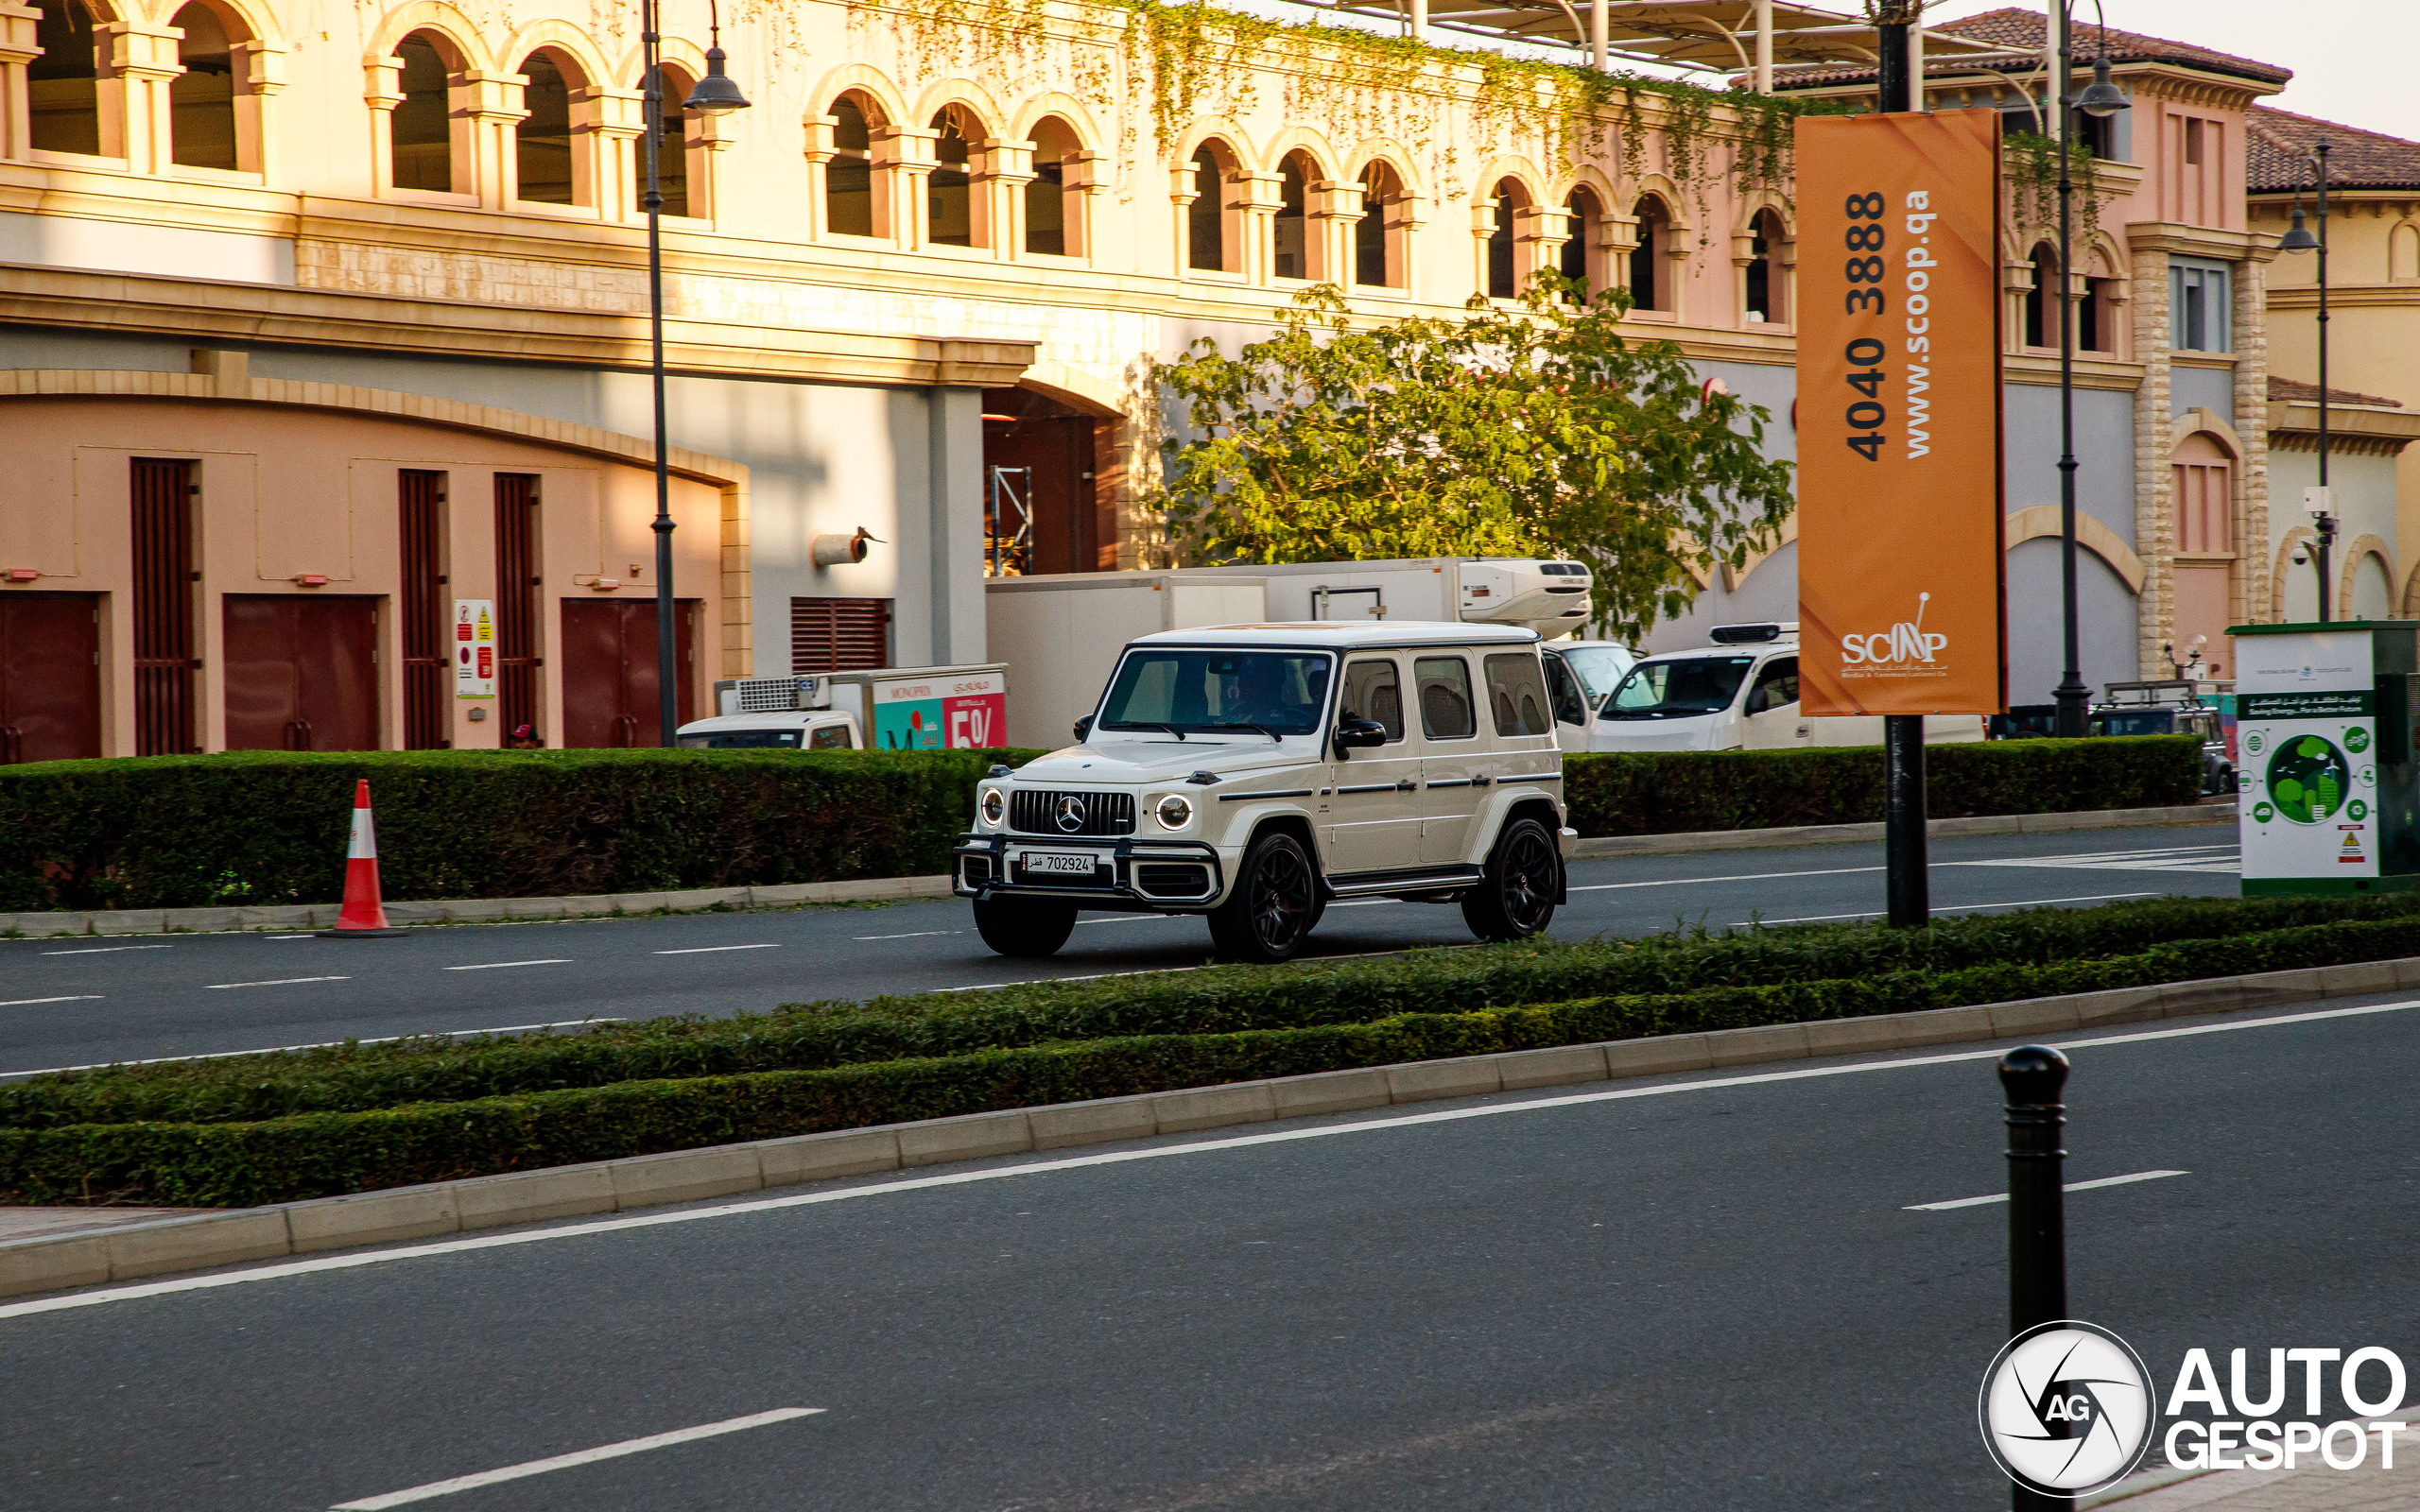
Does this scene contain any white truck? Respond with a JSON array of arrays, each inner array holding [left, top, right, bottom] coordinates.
[[984, 558, 1593, 748]]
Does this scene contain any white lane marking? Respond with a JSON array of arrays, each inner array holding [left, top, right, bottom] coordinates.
[[0, 995, 105, 1007], [1740, 892, 2162, 925], [1946, 845, 2241, 876], [328, 1407, 824, 1509], [267, 935, 318, 940], [652, 944, 781, 955], [1906, 1169, 2190, 1211], [203, 976, 351, 990], [0, 1021, 625, 1080], [441, 959, 573, 971], [41, 945, 172, 956], [9, 997, 2411, 1321], [853, 930, 962, 941], [1572, 865, 1883, 892]]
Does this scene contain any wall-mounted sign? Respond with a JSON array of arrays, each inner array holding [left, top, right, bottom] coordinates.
[[455, 599, 496, 698], [2237, 628, 2378, 887], [1795, 109, 2007, 715], [873, 669, 1007, 750]]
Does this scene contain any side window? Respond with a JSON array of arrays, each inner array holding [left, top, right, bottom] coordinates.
[[1543, 652, 1590, 727], [1414, 656, 1476, 740], [810, 723, 852, 749], [1746, 657, 1800, 713], [1484, 653, 1553, 737], [1341, 659, 1404, 741]]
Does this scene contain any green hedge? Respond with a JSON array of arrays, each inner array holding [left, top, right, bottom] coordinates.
[[0, 909, 2405, 1208], [0, 737, 2201, 911], [8, 890, 2393, 1131], [1561, 735, 2204, 836], [0, 747, 1045, 912]]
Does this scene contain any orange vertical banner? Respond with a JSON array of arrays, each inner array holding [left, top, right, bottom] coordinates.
[[1795, 109, 2006, 715]]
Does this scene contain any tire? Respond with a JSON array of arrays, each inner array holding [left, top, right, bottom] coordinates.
[[1207, 831, 1323, 964], [1462, 816, 1561, 942], [972, 894, 1078, 957]]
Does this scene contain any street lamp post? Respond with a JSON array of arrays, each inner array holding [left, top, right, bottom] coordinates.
[[2278, 141, 2333, 621], [2052, 5, 2130, 738], [642, 1, 750, 747]]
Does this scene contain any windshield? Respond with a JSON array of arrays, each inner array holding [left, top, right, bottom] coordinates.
[[1099, 650, 1334, 736], [1603, 657, 1755, 719], [1559, 645, 1635, 701], [678, 729, 816, 749]]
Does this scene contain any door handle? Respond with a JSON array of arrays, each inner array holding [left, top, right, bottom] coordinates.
[[1395, 779, 1417, 792], [614, 713, 639, 748]]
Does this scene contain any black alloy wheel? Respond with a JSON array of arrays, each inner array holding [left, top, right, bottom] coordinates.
[[1462, 816, 1560, 942], [972, 894, 1080, 957], [1208, 831, 1322, 963]]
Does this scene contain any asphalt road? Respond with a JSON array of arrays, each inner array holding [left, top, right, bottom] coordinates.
[[0, 821, 2241, 1075], [3, 982, 2412, 1510]]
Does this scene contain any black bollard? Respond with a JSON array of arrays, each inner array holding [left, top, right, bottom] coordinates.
[[1999, 1045, 2072, 1511]]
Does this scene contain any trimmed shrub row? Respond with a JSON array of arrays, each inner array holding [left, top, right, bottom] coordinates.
[[1561, 735, 2204, 837], [0, 737, 2204, 913], [0, 747, 1044, 912], [3, 910, 2413, 1207], [8, 890, 2400, 1131]]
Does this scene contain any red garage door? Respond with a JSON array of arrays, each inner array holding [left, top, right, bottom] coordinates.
[[560, 598, 695, 747], [0, 593, 101, 763], [222, 595, 379, 750]]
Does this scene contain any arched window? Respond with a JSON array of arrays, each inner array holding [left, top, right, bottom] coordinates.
[[1487, 179, 1527, 301], [1026, 115, 1080, 256], [2081, 266, 2116, 353], [168, 3, 238, 170], [2389, 222, 2419, 284], [514, 52, 578, 203], [1187, 144, 1235, 272], [1745, 209, 1787, 323], [1273, 151, 1314, 280], [928, 106, 977, 248], [391, 32, 458, 192], [2024, 243, 2058, 348], [1629, 197, 1668, 311], [636, 63, 692, 216], [2172, 433, 2232, 555], [1562, 187, 1601, 291], [30, 0, 103, 156], [1356, 162, 1404, 288], [826, 94, 878, 237]]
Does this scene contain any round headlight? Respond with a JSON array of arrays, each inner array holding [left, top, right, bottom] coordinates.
[[1155, 793, 1193, 830], [979, 788, 1005, 825]]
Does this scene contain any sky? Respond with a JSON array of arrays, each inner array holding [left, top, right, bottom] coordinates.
[[1242, 0, 2418, 143]]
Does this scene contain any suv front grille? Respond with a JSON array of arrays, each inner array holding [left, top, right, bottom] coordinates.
[[1009, 789, 1135, 836]]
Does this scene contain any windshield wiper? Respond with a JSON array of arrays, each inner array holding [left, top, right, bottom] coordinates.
[[1107, 722, 1184, 740], [1204, 722, 1285, 743]]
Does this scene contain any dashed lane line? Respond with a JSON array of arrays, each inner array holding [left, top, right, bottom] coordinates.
[[1906, 1169, 2190, 1211], [653, 944, 782, 955], [203, 976, 352, 990], [40, 944, 172, 956], [0, 995, 105, 1008], [328, 1408, 826, 1509], [441, 960, 574, 971]]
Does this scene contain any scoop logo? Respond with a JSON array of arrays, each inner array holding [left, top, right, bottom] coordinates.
[[1979, 1321, 2156, 1495], [1841, 592, 1946, 666]]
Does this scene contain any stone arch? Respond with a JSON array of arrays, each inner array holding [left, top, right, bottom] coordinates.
[[1010, 90, 1102, 151], [612, 36, 706, 93], [506, 32, 602, 206], [910, 76, 1008, 139], [2004, 505, 2149, 592], [164, 0, 261, 171], [2341, 535, 2394, 619], [1622, 176, 1686, 314], [28, 0, 123, 157], [500, 22, 607, 91], [1723, 515, 1796, 592], [1168, 117, 1257, 174], [2273, 525, 2318, 620], [1019, 359, 1124, 420], [1260, 123, 1339, 181], [1341, 136, 1424, 198], [2389, 220, 2420, 284], [1347, 146, 1416, 291], [805, 62, 907, 132], [365, 3, 492, 74], [1177, 128, 1250, 276]]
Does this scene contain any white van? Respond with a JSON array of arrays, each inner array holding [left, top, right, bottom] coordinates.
[[1591, 624, 1983, 752], [674, 710, 862, 750]]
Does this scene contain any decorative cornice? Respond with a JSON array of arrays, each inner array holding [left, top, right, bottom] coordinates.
[[2264, 402, 2420, 455], [0, 265, 1039, 388]]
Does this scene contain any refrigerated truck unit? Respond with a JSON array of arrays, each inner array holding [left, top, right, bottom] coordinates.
[[982, 558, 1592, 749], [713, 662, 1010, 751], [2230, 620, 2420, 896]]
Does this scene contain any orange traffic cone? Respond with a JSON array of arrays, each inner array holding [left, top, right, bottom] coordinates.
[[319, 779, 405, 937]]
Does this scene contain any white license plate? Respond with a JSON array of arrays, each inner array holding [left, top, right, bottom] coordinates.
[[1021, 851, 1098, 876]]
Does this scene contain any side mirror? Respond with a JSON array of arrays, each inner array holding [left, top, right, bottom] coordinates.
[[1744, 689, 1768, 715], [1072, 715, 1094, 742], [1332, 717, 1386, 759]]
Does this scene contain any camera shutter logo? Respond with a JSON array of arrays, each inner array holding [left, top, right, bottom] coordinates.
[[1979, 1321, 2156, 1495], [1055, 795, 1088, 833]]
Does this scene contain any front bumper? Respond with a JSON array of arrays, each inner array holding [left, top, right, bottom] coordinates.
[[954, 831, 1229, 909]]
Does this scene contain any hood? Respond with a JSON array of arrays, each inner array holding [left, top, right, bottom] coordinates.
[[1011, 736, 1313, 785], [1590, 715, 1732, 753]]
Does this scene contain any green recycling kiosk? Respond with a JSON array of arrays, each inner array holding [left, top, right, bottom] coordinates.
[[2231, 620, 2420, 895]]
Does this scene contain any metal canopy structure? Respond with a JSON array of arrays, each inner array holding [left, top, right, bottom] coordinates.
[[1307, 0, 2005, 92]]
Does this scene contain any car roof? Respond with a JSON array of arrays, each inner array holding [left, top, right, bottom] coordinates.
[[675, 711, 853, 732], [1127, 621, 1541, 649], [1636, 641, 1797, 662]]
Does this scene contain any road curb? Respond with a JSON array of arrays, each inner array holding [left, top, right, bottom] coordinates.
[[0, 946, 2396, 1303], [0, 801, 2233, 938], [0, 874, 958, 940], [1568, 800, 2234, 858]]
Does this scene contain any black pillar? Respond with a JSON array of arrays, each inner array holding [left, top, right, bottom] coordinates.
[[1876, 6, 1928, 929], [2001, 1045, 2073, 1511]]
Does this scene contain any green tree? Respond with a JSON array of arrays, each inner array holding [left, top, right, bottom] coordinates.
[[1147, 280, 1797, 642]]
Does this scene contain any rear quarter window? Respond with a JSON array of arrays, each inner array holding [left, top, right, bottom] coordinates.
[[1484, 653, 1552, 737]]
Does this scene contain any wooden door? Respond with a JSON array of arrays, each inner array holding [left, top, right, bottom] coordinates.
[[0, 593, 101, 763], [222, 595, 379, 751], [559, 598, 694, 747]]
